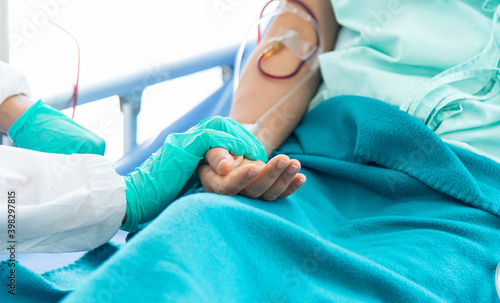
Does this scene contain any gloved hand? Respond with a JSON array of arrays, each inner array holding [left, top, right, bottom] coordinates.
[[8, 100, 106, 155], [121, 116, 267, 232]]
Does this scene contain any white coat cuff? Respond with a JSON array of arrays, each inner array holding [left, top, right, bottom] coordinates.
[[0, 146, 126, 254], [0, 61, 31, 105]]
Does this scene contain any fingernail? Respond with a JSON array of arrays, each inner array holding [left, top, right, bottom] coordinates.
[[247, 169, 259, 178], [277, 160, 288, 169], [287, 164, 299, 174], [295, 179, 305, 186]]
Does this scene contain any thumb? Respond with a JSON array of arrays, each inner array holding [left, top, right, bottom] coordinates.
[[204, 147, 236, 176]]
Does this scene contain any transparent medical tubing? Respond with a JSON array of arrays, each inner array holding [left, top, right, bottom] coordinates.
[[234, 1, 324, 93], [234, 0, 323, 155], [234, 9, 282, 94]]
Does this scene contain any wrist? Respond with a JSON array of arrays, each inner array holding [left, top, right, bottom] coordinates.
[[241, 122, 276, 158], [0, 94, 32, 134]]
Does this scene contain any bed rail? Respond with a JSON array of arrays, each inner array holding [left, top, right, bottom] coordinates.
[[41, 45, 239, 153]]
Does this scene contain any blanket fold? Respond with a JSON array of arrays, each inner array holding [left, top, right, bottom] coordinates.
[[281, 96, 500, 216], [2, 96, 499, 302]]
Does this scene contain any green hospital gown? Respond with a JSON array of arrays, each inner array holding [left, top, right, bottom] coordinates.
[[312, 0, 500, 163]]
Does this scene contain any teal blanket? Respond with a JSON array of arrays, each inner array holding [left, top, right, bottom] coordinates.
[[3, 96, 500, 302]]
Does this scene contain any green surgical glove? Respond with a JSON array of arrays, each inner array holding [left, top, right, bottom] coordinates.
[[121, 116, 267, 232], [8, 100, 106, 155]]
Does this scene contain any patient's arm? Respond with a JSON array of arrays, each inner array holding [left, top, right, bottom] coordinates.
[[231, 0, 338, 149], [199, 0, 339, 199]]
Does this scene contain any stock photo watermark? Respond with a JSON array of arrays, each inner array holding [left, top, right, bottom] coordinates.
[[342, 0, 410, 62], [5, 190, 17, 296], [363, 0, 404, 37], [212, 0, 244, 21], [87, 266, 136, 303], [10, 0, 73, 53]]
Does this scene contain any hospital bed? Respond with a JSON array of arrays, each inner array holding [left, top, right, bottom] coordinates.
[[2, 40, 499, 303], [0, 43, 246, 273], [2, 4, 499, 298]]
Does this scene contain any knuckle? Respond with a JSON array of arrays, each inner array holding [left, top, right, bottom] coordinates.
[[261, 194, 277, 201], [278, 178, 294, 190], [211, 116, 224, 123], [207, 116, 224, 128], [279, 189, 291, 198], [268, 169, 282, 179], [242, 188, 260, 199]]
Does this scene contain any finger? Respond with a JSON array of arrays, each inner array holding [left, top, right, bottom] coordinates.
[[239, 154, 290, 199], [204, 148, 235, 176], [197, 162, 261, 196], [220, 164, 261, 195], [261, 159, 301, 201], [196, 163, 219, 193], [278, 174, 306, 199]]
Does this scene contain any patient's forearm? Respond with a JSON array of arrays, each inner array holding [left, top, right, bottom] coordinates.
[[230, 0, 338, 150]]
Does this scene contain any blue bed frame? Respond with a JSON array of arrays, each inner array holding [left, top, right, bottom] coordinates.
[[42, 43, 250, 175], [0, 44, 251, 273], [114, 72, 235, 175]]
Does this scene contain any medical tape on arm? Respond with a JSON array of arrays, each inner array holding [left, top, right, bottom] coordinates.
[[265, 28, 319, 70]]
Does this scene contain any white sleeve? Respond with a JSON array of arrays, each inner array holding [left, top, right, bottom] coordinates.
[[0, 61, 31, 105], [0, 146, 127, 254]]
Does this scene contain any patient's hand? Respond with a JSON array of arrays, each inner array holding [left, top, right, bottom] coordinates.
[[196, 148, 306, 201]]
